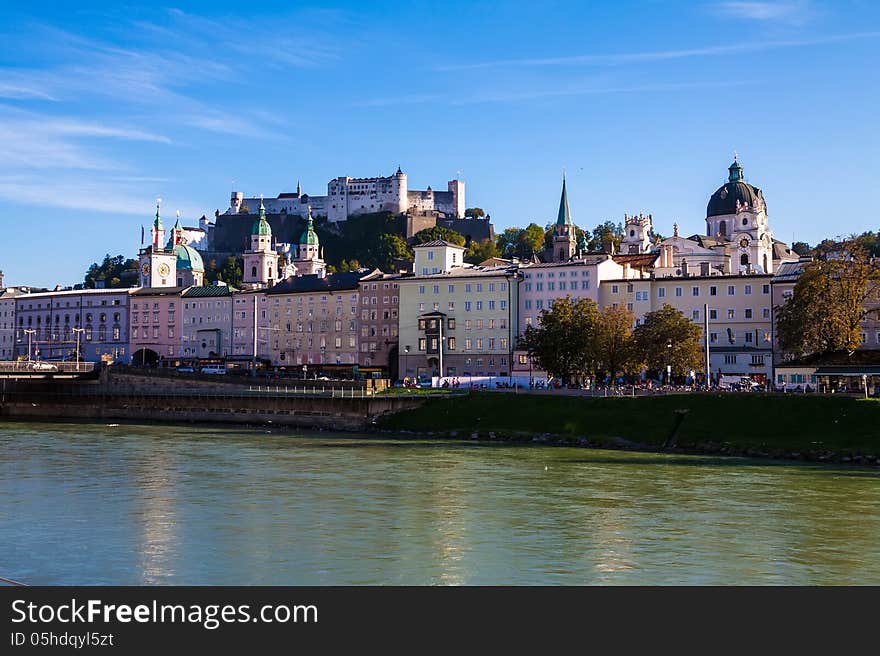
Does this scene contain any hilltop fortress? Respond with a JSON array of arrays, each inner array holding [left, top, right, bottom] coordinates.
[[227, 168, 465, 223]]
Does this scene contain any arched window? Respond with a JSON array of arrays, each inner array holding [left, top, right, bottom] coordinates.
[[269, 267, 273, 279], [742, 218, 748, 226], [719, 220, 727, 237], [252, 266, 257, 278], [741, 254, 749, 266], [630, 229, 635, 237], [763, 254, 769, 272]]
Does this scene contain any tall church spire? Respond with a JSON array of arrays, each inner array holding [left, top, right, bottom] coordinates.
[[556, 175, 573, 226], [296, 180, 302, 196]]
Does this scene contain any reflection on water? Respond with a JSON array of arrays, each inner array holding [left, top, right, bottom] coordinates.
[[1, 421, 879, 585]]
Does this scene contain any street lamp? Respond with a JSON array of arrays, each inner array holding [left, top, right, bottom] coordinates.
[[666, 340, 673, 386], [72, 327, 85, 371], [23, 328, 36, 363]]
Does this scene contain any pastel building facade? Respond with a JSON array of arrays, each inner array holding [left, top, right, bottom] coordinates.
[[398, 241, 520, 380], [230, 291, 273, 367], [129, 287, 183, 365], [600, 274, 775, 382], [265, 272, 364, 373], [180, 286, 234, 359], [13, 288, 130, 362], [357, 270, 402, 377]]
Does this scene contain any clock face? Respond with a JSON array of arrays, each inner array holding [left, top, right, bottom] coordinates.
[[739, 238, 749, 248], [158, 263, 170, 276], [141, 263, 150, 276]]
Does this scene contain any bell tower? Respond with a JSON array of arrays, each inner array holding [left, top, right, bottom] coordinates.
[[243, 197, 277, 288], [552, 175, 576, 262], [138, 201, 177, 288]]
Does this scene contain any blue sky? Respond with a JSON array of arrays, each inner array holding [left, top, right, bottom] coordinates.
[[1, 0, 878, 287]]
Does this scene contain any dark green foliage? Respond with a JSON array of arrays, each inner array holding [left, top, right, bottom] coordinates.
[[84, 254, 138, 289], [412, 226, 466, 246]]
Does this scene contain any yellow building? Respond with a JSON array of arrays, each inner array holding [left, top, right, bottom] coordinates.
[[398, 241, 519, 381]]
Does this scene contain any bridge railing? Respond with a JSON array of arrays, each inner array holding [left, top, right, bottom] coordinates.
[[0, 361, 98, 373]]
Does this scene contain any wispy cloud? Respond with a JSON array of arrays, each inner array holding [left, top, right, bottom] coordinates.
[[0, 107, 171, 171], [436, 31, 880, 71], [0, 174, 202, 217], [361, 80, 748, 107], [713, 1, 814, 24]]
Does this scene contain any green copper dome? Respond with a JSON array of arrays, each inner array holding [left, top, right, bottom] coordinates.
[[174, 244, 204, 272], [252, 198, 272, 237], [299, 212, 319, 246]]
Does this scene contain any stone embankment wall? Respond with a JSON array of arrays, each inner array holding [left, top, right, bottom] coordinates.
[[0, 374, 417, 431]]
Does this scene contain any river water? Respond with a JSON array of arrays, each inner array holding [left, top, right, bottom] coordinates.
[[1, 421, 878, 585]]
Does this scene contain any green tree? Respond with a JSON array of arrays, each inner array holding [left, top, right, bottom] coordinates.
[[464, 238, 500, 264], [412, 226, 466, 246], [464, 207, 485, 219], [517, 223, 546, 259], [215, 255, 243, 287], [520, 297, 600, 383], [776, 245, 880, 358], [632, 304, 703, 379], [791, 241, 812, 257], [84, 254, 138, 289], [496, 227, 522, 258], [594, 306, 639, 384], [375, 233, 413, 271], [588, 221, 625, 252]]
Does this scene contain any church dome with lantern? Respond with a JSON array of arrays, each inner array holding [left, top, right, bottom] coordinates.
[[706, 156, 766, 218]]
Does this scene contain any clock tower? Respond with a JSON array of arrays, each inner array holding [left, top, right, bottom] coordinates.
[[139, 202, 177, 288]]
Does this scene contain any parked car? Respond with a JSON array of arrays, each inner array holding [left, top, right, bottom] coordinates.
[[176, 365, 195, 373], [200, 365, 227, 375], [30, 361, 58, 372]]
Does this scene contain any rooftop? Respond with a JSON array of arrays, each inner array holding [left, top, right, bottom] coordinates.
[[267, 271, 368, 295], [414, 239, 466, 249], [182, 285, 236, 298]]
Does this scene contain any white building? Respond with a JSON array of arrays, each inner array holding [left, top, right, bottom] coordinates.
[[0, 287, 28, 359], [227, 168, 465, 223]]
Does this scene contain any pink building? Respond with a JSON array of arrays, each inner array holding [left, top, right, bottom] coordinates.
[[130, 287, 184, 365], [517, 256, 626, 334]]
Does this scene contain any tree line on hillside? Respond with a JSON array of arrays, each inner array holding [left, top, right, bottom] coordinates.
[[520, 299, 704, 385]]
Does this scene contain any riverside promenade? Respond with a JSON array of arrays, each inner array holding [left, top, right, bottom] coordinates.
[[0, 366, 428, 430]]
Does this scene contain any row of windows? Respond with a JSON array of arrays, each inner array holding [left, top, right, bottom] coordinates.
[[132, 303, 172, 310], [417, 337, 509, 351], [417, 283, 507, 294], [622, 283, 773, 297], [132, 327, 173, 340], [709, 330, 769, 345], [19, 312, 120, 325], [362, 296, 399, 305], [417, 317, 509, 331], [523, 281, 590, 292], [523, 271, 590, 279], [24, 298, 122, 310]]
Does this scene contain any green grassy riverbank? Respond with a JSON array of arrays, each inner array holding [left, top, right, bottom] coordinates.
[[378, 392, 880, 462]]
